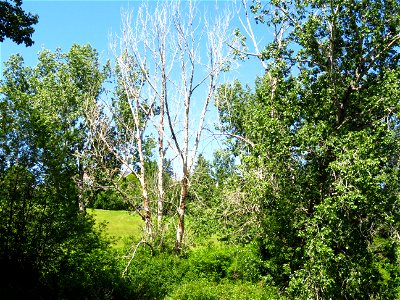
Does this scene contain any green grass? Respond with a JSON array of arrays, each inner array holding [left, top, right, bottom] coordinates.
[[89, 209, 143, 249], [88, 209, 222, 251]]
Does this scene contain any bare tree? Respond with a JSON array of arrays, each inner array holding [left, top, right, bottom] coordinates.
[[86, 0, 233, 250], [78, 34, 156, 238], [168, 1, 234, 251], [110, 1, 176, 236]]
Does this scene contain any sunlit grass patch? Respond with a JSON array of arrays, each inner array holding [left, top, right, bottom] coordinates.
[[89, 209, 143, 249]]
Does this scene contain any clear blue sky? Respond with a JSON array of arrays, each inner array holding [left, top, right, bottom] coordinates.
[[1, 1, 139, 74], [1, 0, 266, 82]]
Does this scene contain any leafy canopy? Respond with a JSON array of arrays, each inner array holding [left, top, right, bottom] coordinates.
[[0, 0, 38, 46], [217, 0, 400, 298]]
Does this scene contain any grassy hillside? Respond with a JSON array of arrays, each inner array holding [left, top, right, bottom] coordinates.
[[89, 209, 143, 249]]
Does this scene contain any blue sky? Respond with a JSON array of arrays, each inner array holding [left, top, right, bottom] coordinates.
[[1, 0, 267, 82], [1, 1, 137, 74]]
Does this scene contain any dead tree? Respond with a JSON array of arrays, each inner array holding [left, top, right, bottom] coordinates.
[[88, 0, 233, 250]]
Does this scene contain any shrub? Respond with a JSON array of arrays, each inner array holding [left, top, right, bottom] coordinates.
[[121, 242, 283, 300], [90, 190, 128, 210], [166, 279, 285, 300], [124, 252, 188, 299], [227, 242, 265, 282], [185, 245, 234, 282]]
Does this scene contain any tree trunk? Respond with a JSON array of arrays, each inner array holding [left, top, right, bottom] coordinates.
[[77, 162, 86, 214], [157, 60, 166, 230], [157, 147, 164, 229], [141, 180, 152, 238], [175, 172, 188, 252], [138, 141, 152, 238]]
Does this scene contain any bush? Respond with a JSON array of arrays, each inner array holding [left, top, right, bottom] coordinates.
[[185, 242, 264, 283], [227, 242, 265, 282], [124, 251, 188, 299], [166, 279, 284, 300], [185, 245, 234, 282], [90, 190, 128, 210], [47, 247, 123, 300], [121, 242, 283, 300]]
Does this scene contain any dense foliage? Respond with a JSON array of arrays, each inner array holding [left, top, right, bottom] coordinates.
[[215, 0, 400, 298], [0, 45, 121, 298], [0, 0, 38, 46]]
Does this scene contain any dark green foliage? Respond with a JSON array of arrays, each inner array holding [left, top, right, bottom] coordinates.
[[187, 152, 241, 240], [166, 279, 283, 300], [185, 243, 265, 283], [0, 0, 38, 46], [189, 154, 216, 204], [226, 242, 265, 283], [219, 71, 400, 298], [124, 251, 187, 299], [44, 236, 125, 299], [0, 158, 124, 300], [90, 189, 128, 210], [185, 245, 233, 282], [0, 45, 122, 299], [123, 242, 280, 300], [187, 154, 219, 237], [217, 0, 400, 298]]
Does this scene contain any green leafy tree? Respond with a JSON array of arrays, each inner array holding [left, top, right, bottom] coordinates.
[[189, 154, 216, 203], [187, 154, 218, 238], [0, 0, 38, 46], [212, 149, 237, 186], [0, 45, 114, 298], [219, 0, 400, 298], [187, 151, 241, 240]]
